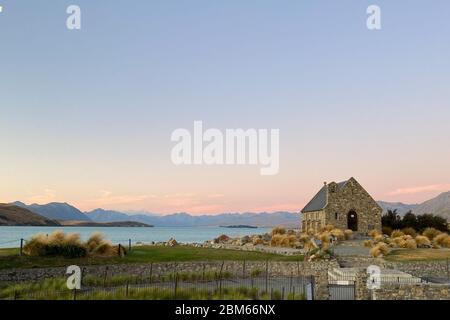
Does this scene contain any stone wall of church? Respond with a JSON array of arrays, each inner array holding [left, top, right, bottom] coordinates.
[[324, 178, 381, 233]]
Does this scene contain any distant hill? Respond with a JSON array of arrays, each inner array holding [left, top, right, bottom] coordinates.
[[412, 191, 450, 220], [11, 201, 91, 221], [0, 204, 60, 226], [87, 209, 299, 228], [377, 201, 419, 216], [59, 220, 152, 227]]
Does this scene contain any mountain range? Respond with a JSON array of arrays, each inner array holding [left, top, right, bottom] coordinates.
[[4, 190, 450, 227]]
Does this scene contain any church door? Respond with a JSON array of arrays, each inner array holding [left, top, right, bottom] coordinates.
[[347, 211, 358, 231]]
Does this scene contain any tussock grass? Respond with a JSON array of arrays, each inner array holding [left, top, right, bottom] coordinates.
[[401, 227, 417, 237], [415, 235, 431, 248], [423, 228, 442, 241], [391, 230, 404, 238]]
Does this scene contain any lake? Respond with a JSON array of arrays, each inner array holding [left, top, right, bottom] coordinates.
[[0, 226, 271, 248]]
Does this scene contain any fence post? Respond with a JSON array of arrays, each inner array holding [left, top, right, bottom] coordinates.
[[243, 260, 246, 278], [174, 273, 178, 299], [118, 244, 122, 257], [149, 262, 153, 283], [103, 267, 108, 287], [19, 239, 24, 256], [447, 258, 449, 279], [265, 260, 269, 293], [219, 261, 224, 298], [202, 263, 205, 281], [129, 239, 131, 252]]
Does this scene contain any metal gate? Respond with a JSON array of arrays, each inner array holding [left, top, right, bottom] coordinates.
[[328, 283, 355, 300]]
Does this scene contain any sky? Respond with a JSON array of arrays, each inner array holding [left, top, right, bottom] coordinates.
[[1, 1, 450, 214]]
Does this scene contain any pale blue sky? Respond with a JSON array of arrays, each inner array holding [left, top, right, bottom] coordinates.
[[1, 1, 449, 213]]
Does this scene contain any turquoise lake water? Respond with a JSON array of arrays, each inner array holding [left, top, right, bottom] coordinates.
[[0, 226, 270, 248]]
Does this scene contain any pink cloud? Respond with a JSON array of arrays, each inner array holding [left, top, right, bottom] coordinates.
[[388, 184, 450, 196]]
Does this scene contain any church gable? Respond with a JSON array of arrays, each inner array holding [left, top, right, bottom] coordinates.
[[301, 177, 382, 234]]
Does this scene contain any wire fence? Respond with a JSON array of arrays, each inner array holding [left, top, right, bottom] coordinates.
[[4, 274, 314, 301]]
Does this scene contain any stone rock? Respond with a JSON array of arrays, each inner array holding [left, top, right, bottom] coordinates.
[[215, 234, 231, 243]]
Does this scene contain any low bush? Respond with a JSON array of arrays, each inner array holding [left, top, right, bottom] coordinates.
[[23, 230, 114, 258], [433, 233, 450, 248], [368, 229, 380, 238], [401, 227, 417, 237], [363, 240, 373, 248], [415, 235, 431, 248], [271, 227, 286, 236], [423, 228, 442, 241], [391, 230, 404, 238]]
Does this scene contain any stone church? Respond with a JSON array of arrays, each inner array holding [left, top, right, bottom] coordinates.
[[300, 177, 382, 234]]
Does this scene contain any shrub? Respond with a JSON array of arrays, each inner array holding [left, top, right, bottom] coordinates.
[[23, 233, 48, 256], [270, 234, 283, 246], [330, 229, 345, 241], [377, 242, 389, 254], [382, 226, 393, 236], [423, 228, 442, 241], [368, 229, 380, 238], [343, 229, 353, 240], [433, 233, 450, 248], [370, 246, 381, 257], [374, 235, 384, 243], [323, 224, 334, 232], [363, 240, 373, 248], [415, 235, 431, 248], [404, 239, 417, 249], [271, 227, 286, 236], [92, 241, 114, 255], [86, 232, 105, 252], [401, 227, 417, 237], [391, 230, 404, 238]]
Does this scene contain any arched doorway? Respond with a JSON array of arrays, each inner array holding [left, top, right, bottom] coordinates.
[[347, 211, 358, 231]]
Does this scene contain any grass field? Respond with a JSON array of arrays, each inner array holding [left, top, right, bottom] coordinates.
[[385, 248, 450, 262], [0, 245, 303, 270]]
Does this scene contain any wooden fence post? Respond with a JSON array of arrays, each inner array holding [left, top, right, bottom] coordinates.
[[19, 239, 24, 256], [149, 262, 153, 283], [129, 239, 131, 252], [118, 244, 122, 257], [174, 273, 178, 299], [265, 260, 269, 293]]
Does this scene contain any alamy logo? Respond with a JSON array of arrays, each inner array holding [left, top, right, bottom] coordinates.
[[171, 121, 280, 175], [367, 265, 381, 289], [66, 265, 81, 290]]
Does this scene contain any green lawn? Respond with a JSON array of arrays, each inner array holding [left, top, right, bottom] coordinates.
[[0, 245, 303, 270], [385, 248, 450, 262]]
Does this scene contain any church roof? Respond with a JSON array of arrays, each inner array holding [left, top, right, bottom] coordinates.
[[301, 179, 350, 213]]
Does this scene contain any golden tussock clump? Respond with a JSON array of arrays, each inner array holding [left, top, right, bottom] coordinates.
[[415, 235, 431, 247], [368, 229, 380, 238], [370, 242, 389, 257], [363, 240, 373, 248], [433, 233, 450, 248], [401, 227, 417, 237], [422, 228, 442, 240], [374, 234, 384, 243], [270, 234, 283, 246], [391, 230, 404, 238], [322, 224, 334, 232], [271, 227, 286, 236], [404, 239, 417, 249], [344, 229, 353, 240], [299, 233, 310, 243], [330, 229, 345, 241]]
